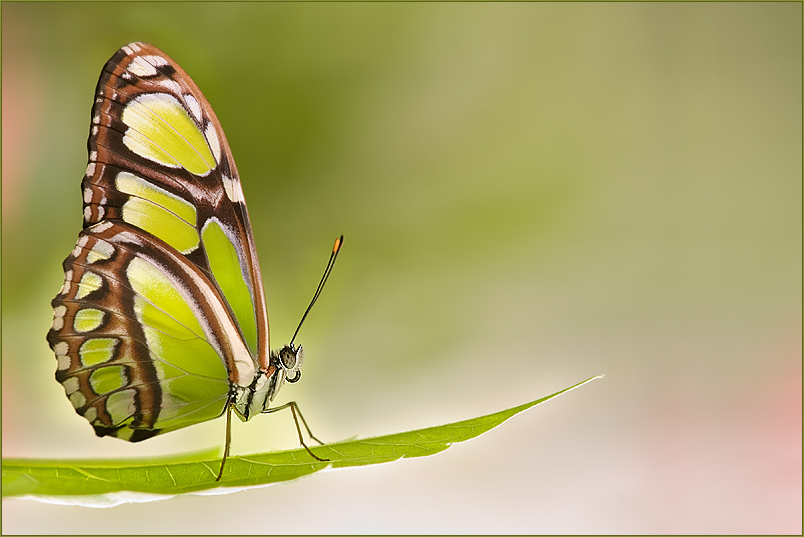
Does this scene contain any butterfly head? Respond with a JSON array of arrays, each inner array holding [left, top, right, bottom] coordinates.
[[244, 344, 305, 416], [275, 344, 304, 384]]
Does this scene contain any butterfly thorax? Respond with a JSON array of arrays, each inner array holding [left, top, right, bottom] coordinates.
[[233, 344, 304, 421]]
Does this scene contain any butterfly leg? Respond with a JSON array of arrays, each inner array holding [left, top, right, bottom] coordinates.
[[215, 403, 234, 481], [265, 401, 329, 462]]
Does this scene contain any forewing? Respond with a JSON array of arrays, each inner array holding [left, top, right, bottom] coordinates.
[[82, 42, 269, 364]]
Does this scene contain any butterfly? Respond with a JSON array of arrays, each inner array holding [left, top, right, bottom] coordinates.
[[46, 42, 341, 481]]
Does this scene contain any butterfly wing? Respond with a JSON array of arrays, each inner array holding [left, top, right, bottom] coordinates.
[[47, 42, 270, 440]]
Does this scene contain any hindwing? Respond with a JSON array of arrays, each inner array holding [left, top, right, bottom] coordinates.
[[49, 222, 232, 439]]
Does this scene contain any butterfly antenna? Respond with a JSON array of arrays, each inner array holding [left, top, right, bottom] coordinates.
[[290, 235, 344, 346]]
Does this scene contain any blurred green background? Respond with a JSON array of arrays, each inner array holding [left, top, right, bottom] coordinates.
[[2, 2, 800, 533]]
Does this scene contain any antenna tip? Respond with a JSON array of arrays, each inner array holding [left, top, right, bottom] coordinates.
[[333, 235, 344, 253]]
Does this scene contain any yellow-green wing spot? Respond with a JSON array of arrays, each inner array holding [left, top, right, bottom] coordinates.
[[201, 219, 258, 356], [78, 338, 119, 367], [116, 172, 199, 254], [84, 239, 114, 264], [75, 271, 103, 299], [127, 258, 229, 430], [105, 389, 136, 426], [73, 308, 105, 333], [89, 365, 128, 395], [121, 93, 216, 176], [117, 172, 196, 223]]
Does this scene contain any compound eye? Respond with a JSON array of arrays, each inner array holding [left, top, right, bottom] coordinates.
[[280, 347, 297, 369]]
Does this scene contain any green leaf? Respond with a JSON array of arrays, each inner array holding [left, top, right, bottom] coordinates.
[[2, 375, 602, 503]]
